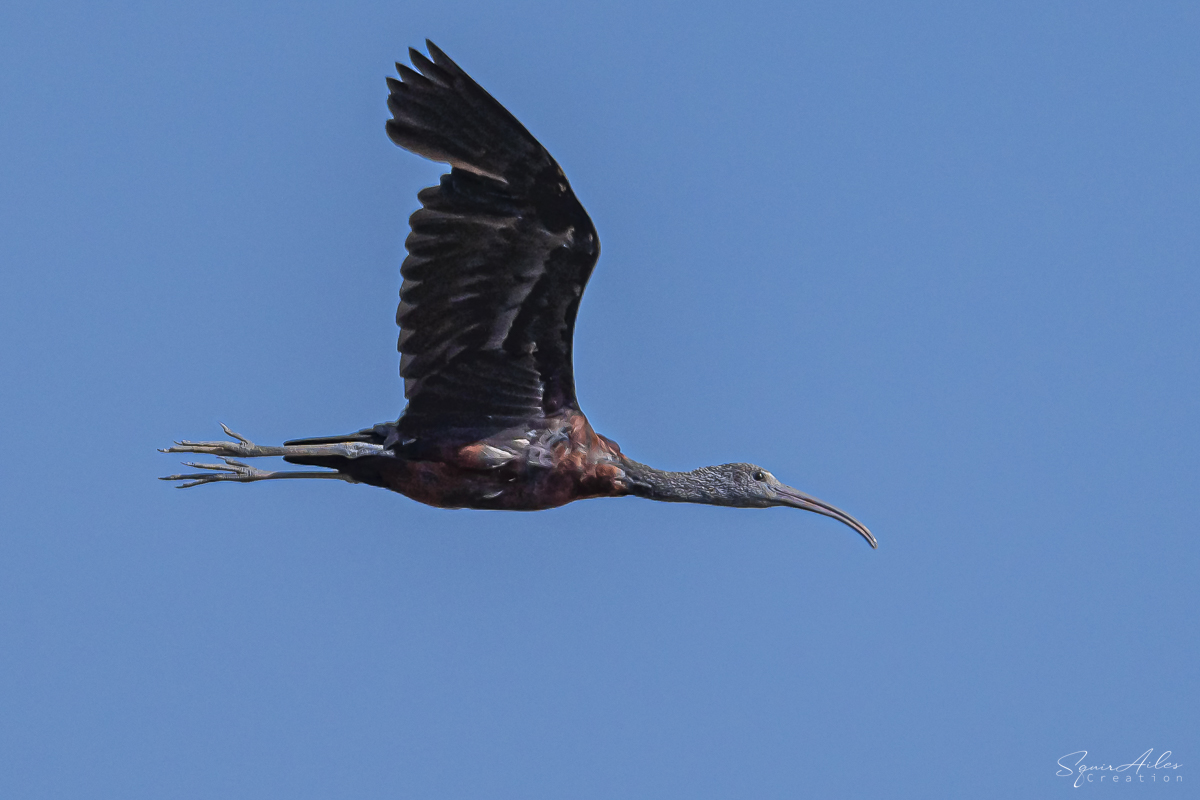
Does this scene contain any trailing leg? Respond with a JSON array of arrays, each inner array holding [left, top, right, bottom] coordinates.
[[160, 423, 386, 460], [160, 457, 358, 488]]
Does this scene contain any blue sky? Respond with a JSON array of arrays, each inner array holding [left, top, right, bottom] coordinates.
[[1, 1, 1196, 797]]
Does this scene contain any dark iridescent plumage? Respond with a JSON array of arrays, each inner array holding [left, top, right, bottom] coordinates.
[[161, 42, 876, 549]]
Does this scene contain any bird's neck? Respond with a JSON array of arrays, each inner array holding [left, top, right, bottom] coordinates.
[[618, 457, 729, 505]]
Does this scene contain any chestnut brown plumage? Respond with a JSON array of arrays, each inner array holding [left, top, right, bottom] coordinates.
[[161, 41, 876, 549]]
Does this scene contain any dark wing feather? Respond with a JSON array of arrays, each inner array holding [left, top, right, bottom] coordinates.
[[386, 41, 600, 439]]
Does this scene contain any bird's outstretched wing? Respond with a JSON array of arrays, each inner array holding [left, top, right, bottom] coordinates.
[[385, 41, 600, 440]]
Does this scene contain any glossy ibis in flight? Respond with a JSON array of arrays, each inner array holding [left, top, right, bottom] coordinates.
[[161, 41, 876, 549]]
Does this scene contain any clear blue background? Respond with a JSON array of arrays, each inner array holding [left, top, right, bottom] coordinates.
[[1, 1, 1196, 797]]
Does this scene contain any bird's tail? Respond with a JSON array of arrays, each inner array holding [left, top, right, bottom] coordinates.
[[385, 40, 553, 185], [282, 428, 386, 448], [282, 425, 396, 487]]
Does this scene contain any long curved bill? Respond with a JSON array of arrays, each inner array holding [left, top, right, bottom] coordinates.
[[774, 486, 877, 549]]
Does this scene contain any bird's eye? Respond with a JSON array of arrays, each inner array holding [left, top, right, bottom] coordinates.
[[753, 471, 766, 482]]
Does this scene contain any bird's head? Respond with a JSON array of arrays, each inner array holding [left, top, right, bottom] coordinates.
[[700, 463, 877, 548]]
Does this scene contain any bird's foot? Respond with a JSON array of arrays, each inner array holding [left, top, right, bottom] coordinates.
[[159, 423, 283, 459], [160, 457, 278, 488], [160, 457, 355, 488], [159, 424, 385, 487]]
